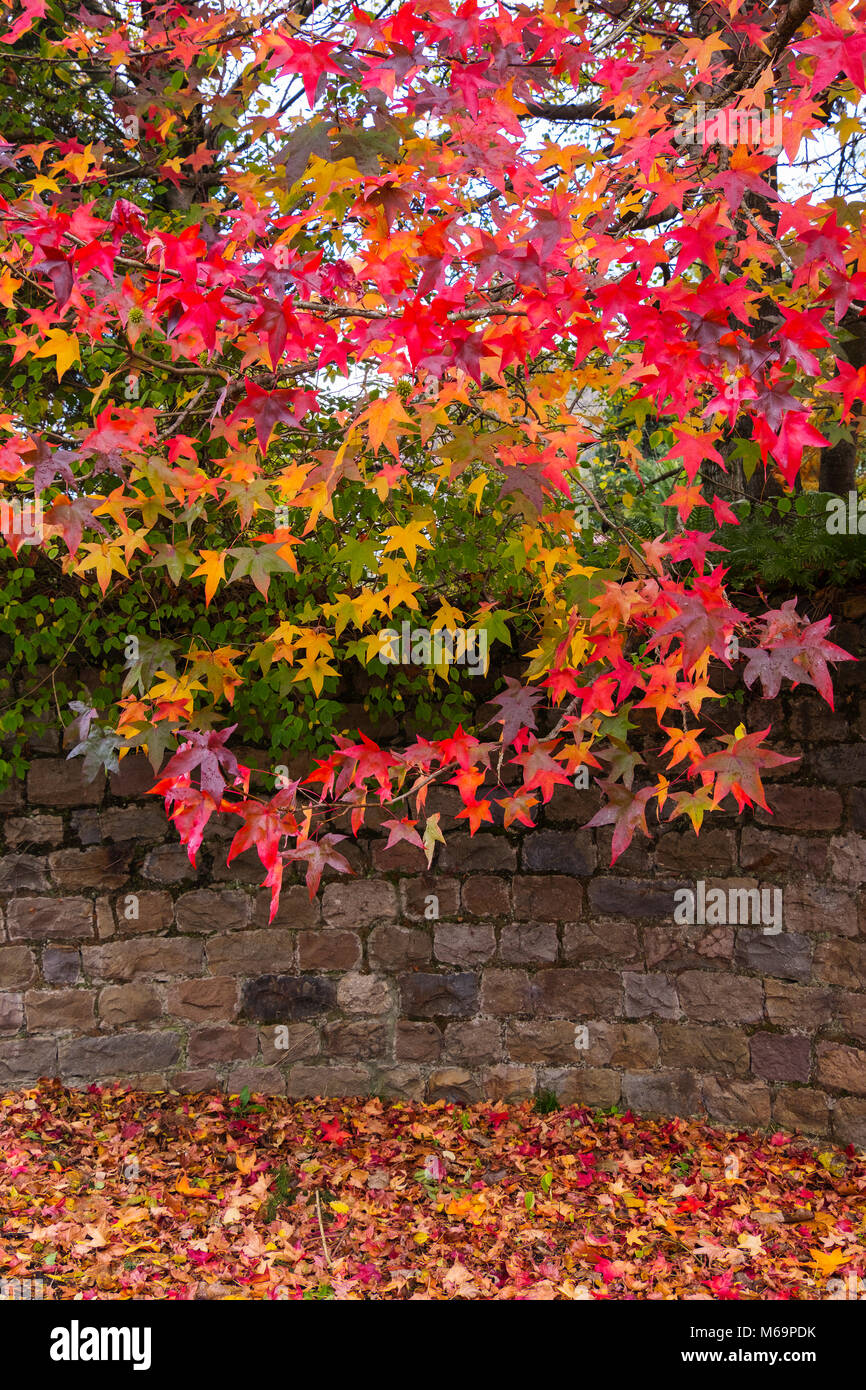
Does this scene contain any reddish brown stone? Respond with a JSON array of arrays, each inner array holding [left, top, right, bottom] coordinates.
[[547, 1067, 620, 1107], [336, 973, 391, 1014], [677, 971, 763, 1023], [543, 784, 601, 824], [623, 971, 679, 1019], [116, 891, 173, 935], [480, 1065, 534, 1102], [440, 835, 517, 874], [100, 805, 168, 841], [499, 921, 558, 965], [367, 924, 431, 970], [47, 847, 130, 890], [443, 1019, 502, 1064], [701, 1076, 771, 1127], [28, 759, 104, 807], [252, 886, 319, 930], [624, 1070, 702, 1118], [833, 1097, 866, 1147], [297, 930, 361, 971], [513, 875, 582, 921], [285, 1064, 369, 1097], [772, 1087, 830, 1135], [506, 1019, 577, 1064], [750, 1032, 811, 1083], [399, 971, 478, 1018], [433, 921, 496, 966], [24, 989, 95, 1030], [658, 1023, 748, 1074], [814, 939, 866, 989], [83, 938, 204, 982], [371, 838, 427, 873], [0, 946, 37, 988], [480, 968, 532, 1015], [426, 1067, 479, 1102], [206, 930, 294, 976], [226, 1066, 287, 1096], [5, 816, 63, 849], [189, 1026, 258, 1065], [175, 890, 251, 934], [0, 855, 49, 893], [740, 829, 828, 879], [259, 1023, 319, 1064], [756, 784, 842, 831], [322, 1018, 387, 1059], [142, 845, 199, 884], [461, 876, 511, 918], [109, 753, 162, 799], [816, 1042, 866, 1095], [764, 980, 834, 1029], [644, 923, 734, 970], [398, 876, 460, 922], [7, 897, 93, 941], [165, 977, 238, 1023], [0, 993, 22, 1031], [588, 877, 677, 919], [99, 984, 161, 1026], [562, 919, 640, 964], [321, 881, 397, 929], [589, 1022, 659, 1069], [532, 969, 621, 1018], [655, 828, 736, 874], [170, 1070, 219, 1093], [395, 1021, 441, 1062]]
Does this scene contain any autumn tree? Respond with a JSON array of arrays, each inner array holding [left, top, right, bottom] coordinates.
[[0, 0, 862, 915]]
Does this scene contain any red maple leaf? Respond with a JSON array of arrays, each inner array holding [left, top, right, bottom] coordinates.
[[226, 380, 317, 450], [693, 727, 797, 812], [584, 779, 655, 863]]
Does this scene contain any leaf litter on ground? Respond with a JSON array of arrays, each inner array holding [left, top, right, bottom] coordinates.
[[0, 1081, 863, 1301]]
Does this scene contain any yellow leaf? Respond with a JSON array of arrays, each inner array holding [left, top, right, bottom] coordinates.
[[34, 329, 80, 382], [810, 1248, 850, 1276], [191, 549, 227, 606], [0, 270, 21, 309]]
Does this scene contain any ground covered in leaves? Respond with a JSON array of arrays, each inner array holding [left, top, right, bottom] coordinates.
[[0, 1083, 864, 1300]]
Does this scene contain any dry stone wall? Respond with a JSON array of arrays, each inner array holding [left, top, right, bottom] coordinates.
[[1, 614, 866, 1144]]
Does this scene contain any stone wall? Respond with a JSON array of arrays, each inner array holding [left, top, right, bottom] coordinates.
[[1, 607, 866, 1144]]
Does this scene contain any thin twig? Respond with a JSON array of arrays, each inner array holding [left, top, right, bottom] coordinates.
[[314, 1188, 332, 1268]]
